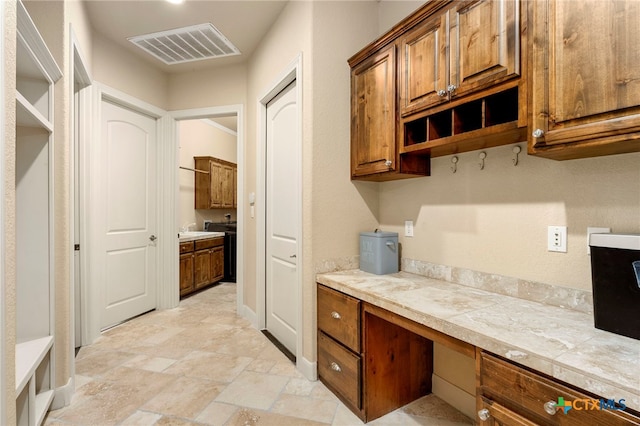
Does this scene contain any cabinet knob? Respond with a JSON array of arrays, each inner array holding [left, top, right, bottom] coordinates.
[[477, 408, 491, 421], [330, 362, 342, 372], [532, 128, 544, 138], [447, 84, 457, 95], [331, 311, 341, 320], [543, 401, 558, 415], [437, 89, 447, 97], [149, 235, 157, 242], [384, 160, 392, 167]]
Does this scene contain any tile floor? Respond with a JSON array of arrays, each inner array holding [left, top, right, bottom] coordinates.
[[45, 283, 473, 426]]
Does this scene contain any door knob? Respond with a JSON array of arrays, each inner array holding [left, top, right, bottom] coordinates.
[[149, 235, 157, 242]]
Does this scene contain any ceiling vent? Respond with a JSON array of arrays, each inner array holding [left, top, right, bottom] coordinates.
[[128, 23, 240, 65]]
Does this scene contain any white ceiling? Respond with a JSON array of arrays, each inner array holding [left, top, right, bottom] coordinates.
[[84, 0, 289, 75], [85, 0, 288, 131]]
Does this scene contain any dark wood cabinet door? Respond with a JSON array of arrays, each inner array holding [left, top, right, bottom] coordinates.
[[194, 249, 211, 289], [351, 45, 397, 178], [449, 0, 520, 98], [210, 246, 224, 283], [530, 0, 640, 159], [179, 253, 194, 296]]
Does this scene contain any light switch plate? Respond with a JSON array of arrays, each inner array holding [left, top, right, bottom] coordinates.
[[405, 220, 414, 237]]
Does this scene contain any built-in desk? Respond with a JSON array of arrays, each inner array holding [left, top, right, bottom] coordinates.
[[316, 270, 640, 423]]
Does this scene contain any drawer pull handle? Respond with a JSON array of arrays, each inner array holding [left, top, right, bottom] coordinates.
[[477, 408, 490, 421], [330, 311, 341, 320], [330, 362, 342, 372], [544, 401, 558, 415]]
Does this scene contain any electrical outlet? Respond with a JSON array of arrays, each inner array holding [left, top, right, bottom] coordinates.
[[587, 227, 611, 255], [548, 226, 567, 252], [405, 220, 414, 237]]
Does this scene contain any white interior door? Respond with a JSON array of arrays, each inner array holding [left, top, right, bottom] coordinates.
[[99, 99, 157, 329], [265, 81, 299, 355]]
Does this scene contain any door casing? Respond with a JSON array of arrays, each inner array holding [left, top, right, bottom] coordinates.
[[256, 54, 308, 377]]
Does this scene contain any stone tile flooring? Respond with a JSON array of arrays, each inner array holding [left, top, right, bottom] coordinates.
[[45, 283, 473, 425]]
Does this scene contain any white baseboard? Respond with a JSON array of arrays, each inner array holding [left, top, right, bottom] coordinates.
[[241, 304, 258, 328], [51, 377, 74, 410], [297, 355, 317, 381], [432, 374, 475, 419]]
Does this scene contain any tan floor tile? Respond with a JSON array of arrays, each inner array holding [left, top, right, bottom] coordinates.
[[121, 410, 163, 425], [245, 358, 277, 373], [215, 371, 290, 410], [269, 360, 305, 378], [271, 393, 338, 424], [141, 376, 226, 419], [401, 395, 473, 424], [156, 416, 207, 426], [283, 377, 316, 396], [195, 401, 238, 425], [163, 351, 253, 382], [74, 349, 137, 377], [123, 354, 178, 372], [226, 408, 330, 426]]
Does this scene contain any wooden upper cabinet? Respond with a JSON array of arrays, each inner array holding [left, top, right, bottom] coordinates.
[[529, 0, 640, 159], [195, 156, 237, 209], [400, 0, 520, 115], [399, 13, 448, 114], [351, 45, 397, 178]]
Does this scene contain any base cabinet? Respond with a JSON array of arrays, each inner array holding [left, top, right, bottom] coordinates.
[[477, 351, 640, 425], [180, 237, 224, 297]]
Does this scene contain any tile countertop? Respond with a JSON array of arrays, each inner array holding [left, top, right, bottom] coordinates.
[[178, 231, 225, 242], [316, 269, 640, 411]]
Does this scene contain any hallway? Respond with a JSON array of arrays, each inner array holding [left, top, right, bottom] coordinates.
[[45, 283, 472, 425]]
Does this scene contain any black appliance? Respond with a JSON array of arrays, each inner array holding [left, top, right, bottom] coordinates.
[[589, 233, 640, 340], [205, 222, 237, 282]]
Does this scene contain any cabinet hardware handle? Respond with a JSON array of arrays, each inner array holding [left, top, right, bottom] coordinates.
[[290, 254, 297, 258], [149, 235, 157, 242], [330, 362, 342, 372], [543, 401, 558, 415], [384, 160, 392, 167], [331, 311, 341, 320], [477, 408, 490, 421], [532, 128, 544, 138], [437, 89, 447, 97], [447, 84, 457, 95]]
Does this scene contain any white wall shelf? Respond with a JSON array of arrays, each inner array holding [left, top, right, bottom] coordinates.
[[15, 1, 61, 424]]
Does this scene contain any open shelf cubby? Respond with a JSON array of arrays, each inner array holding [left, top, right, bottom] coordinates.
[[402, 86, 520, 152]]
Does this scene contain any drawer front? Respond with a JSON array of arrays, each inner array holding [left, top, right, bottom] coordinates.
[[194, 237, 224, 251], [317, 285, 360, 352], [179, 241, 194, 254], [318, 331, 361, 410], [481, 352, 640, 425]]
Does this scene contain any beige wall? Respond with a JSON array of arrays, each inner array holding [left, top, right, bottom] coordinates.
[[178, 119, 237, 230], [92, 32, 169, 109], [245, 0, 313, 313], [168, 64, 247, 111], [380, 147, 640, 291]]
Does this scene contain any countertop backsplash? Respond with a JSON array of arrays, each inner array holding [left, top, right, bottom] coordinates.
[[315, 256, 593, 314]]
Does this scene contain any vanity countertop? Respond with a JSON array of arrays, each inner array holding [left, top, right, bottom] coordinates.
[[178, 231, 225, 243], [316, 269, 640, 411]]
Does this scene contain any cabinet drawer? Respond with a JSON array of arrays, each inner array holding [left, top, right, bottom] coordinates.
[[317, 285, 360, 352], [318, 331, 361, 410], [480, 352, 640, 425], [180, 241, 194, 254], [194, 237, 223, 251]]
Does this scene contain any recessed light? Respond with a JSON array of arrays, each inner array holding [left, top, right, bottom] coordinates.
[[166, 0, 184, 4]]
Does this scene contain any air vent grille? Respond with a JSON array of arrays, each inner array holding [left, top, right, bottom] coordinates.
[[128, 23, 240, 65]]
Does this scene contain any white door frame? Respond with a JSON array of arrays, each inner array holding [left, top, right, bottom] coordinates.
[[84, 84, 167, 344], [66, 26, 92, 404], [166, 106, 245, 315], [0, 3, 6, 421], [256, 54, 305, 374]]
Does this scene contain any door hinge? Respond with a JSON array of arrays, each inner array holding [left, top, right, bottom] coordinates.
[[74, 244, 80, 251]]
